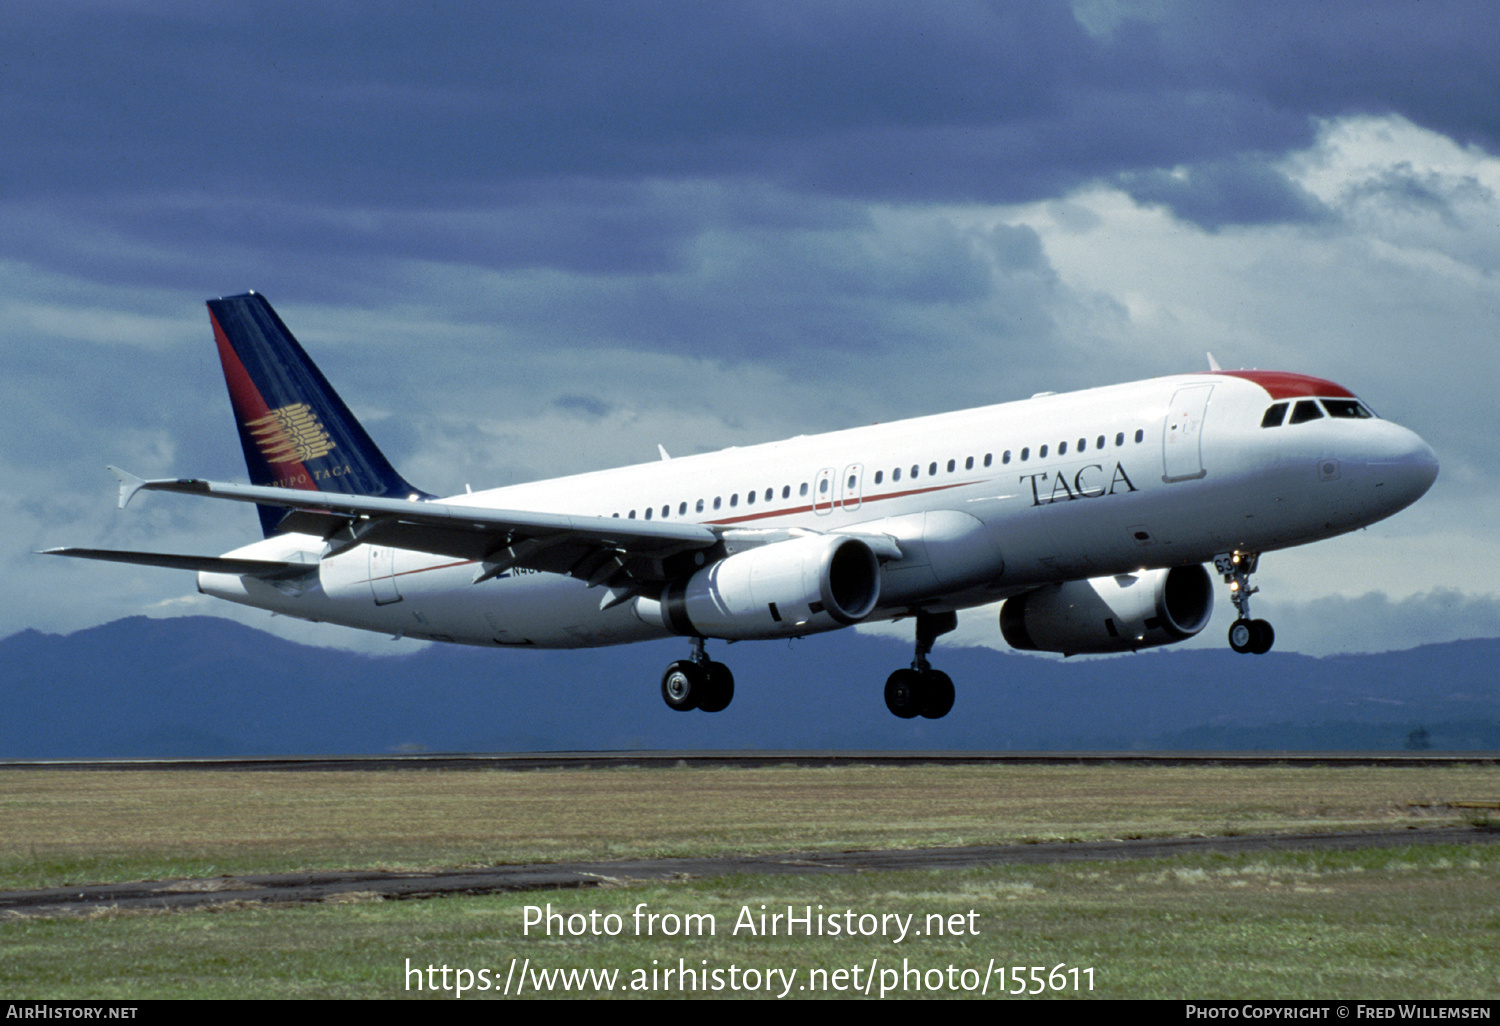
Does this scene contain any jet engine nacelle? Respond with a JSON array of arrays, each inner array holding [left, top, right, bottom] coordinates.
[[999, 564, 1214, 655], [635, 534, 881, 640]]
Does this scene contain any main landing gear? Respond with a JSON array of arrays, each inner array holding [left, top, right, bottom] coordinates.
[[884, 611, 958, 720], [661, 637, 735, 713], [1216, 551, 1275, 655]]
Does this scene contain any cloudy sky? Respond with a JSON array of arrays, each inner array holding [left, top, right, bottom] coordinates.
[[9, 1, 1498, 658]]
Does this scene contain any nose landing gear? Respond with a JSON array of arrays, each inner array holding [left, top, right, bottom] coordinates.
[[1216, 551, 1274, 654]]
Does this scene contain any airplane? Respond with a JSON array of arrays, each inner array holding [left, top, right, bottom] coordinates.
[[46, 292, 1439, 719]]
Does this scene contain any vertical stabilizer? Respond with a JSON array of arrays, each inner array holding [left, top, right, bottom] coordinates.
[[206, 292, 431, 537]]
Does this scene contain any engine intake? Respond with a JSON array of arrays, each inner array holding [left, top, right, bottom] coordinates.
[[1000, 564, 1214, 655]]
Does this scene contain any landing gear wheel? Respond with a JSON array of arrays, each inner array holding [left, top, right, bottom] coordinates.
[[697, 661, 735, 713], [1229, 618, 1256, 654], [1249, 619, 1274, 655], [919, 670, 955, 719], [884, 669, 925, 719], [1229, 618, 1275, 655], [661, 660, 704, 712]]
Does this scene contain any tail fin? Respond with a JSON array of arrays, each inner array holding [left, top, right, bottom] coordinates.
[[206, 292, 431, 537]]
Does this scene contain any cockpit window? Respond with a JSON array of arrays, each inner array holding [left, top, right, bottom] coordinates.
[[1261, 402, 1288, 428], [1288, 400, 1324, 424], [1322, 399, 1373, 419]]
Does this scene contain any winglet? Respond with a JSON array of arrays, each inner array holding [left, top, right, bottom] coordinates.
[[1206, 352, 1222, 372], [108, 466, 147, 509]]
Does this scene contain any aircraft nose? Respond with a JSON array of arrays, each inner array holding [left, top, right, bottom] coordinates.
[[1366, 423, 1439, 510]]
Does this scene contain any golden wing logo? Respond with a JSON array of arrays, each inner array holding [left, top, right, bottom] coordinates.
[[245, 403, 337, 463]]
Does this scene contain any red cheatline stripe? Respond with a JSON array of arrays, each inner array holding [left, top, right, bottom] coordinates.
[[705, 480, 971, 525]]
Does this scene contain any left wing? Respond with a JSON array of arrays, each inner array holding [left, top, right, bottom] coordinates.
[[90, 467, 721, 599]]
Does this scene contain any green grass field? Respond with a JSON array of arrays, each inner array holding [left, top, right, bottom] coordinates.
[[2, 763, 1497, 999]]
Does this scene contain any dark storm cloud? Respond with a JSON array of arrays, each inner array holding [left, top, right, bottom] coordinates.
[[552, 393, 613, 419], [5, 3, 1088, 202], [11, 2, 1496, 222], [1152, 2, 1500, 155], [1342, 165, 1496, 225], [1117, 156, 1329, 230]]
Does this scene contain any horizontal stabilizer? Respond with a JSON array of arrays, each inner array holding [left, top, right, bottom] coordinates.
[[41, 548, 317, 580]]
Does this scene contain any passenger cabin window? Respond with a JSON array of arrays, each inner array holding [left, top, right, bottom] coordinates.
[[746, 490, 755, 505], [984, 453, 993, 467], [1134, 429, 1144, 443], [966, 456, 974, 470], [874, 471, 883, 484], [782, 485, 790, 499], [1020, 447, 1029, 461], [946, 459, 955, 472], [696, 499, 705, 513], [1289, 400, 1324, 424], [765, 488, 773, 501], [1096, 435, 1105, 449], [1058, 441, 1067, 456], [928, 462, 937, 476], [799, 483, 809, 497], [1039, 445, 1048, 458], [893, 467, 901, 482], [1115, 432, 1125, 446], [713, 497, 722, 510], [1261, 402, 1288, 428], [679, 502, 687, 515]]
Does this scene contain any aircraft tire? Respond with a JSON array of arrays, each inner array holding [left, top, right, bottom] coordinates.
[[884, 669, 925, 719], [698, 662, 735, 713], [1228, 618, 1255, 654], [1249, 619, 1275, 655], [661, 660, 704, 712], [919, 670, 955, 719]]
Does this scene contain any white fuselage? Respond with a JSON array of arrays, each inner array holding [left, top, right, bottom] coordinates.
[[198, 372, 1438, 648]]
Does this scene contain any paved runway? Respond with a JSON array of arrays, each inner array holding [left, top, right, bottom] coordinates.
[[3, 827, 1494, 917], [3, 751, 1496, 772]]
